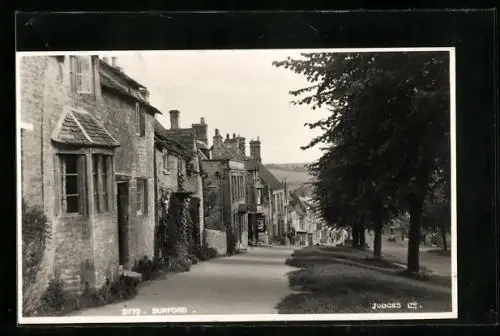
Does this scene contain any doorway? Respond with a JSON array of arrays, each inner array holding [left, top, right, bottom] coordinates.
[[238, 214, 243, 248], [117, 182, 129, 268]]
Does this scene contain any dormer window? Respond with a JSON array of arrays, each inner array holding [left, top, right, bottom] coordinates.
[[70, 56, 93, 94]]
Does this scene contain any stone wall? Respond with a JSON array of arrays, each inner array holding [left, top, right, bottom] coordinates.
[[201, 160, 225, 231], [204, 229, 227, 255], [101, 84, 156, 269], [19, 55, 157, 301], [19, 55, 120, 299]]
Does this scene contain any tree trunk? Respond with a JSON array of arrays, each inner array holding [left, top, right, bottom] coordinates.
[[352, 225, 360, 248], [360, 221, 366, 248], [373, 216, 382, 260], [439, 224, 448, 251], [407, 193, 424, 272]]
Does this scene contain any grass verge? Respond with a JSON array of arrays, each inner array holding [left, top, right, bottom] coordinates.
[[277, 247, 452, 314]]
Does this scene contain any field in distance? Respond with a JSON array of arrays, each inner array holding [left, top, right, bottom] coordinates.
[[265, 163, 313, 184]]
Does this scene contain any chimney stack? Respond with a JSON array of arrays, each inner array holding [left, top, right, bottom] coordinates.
[[103, 56, 110, 64], [238, 136, 246, 156], [169, 110, 180, 129], [224, 132, 240, 154], [212, 128, 223, 159], [110, 56, 123, 71], [250, 137, 262, 163], [192, 117, 208, 145]]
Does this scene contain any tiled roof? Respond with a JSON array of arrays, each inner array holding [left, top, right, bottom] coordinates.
[[99, 60, 161, 115], [160, 127, 196, 154], [52, 109, 120, 148], [221, 145, 247, 162], [258, 163, 283, 190], [154, 120, 192, 158], [245, 159, 259, 171]]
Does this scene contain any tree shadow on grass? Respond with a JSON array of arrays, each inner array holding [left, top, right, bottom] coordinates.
[[293, 247, 404, 270], [277, 252, 452, 314]]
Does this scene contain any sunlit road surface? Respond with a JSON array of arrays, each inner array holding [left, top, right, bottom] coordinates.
[[69, 246, 299, 317]]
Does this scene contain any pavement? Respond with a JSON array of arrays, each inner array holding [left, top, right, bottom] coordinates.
[[365, 234, 451, 276], [69, 246, 300, 317]]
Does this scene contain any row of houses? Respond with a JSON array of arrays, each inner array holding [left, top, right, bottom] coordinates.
[[20, 55, 309, 299]]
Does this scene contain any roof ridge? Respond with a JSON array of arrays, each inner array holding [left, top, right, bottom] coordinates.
[[69, 110, 94, 144]]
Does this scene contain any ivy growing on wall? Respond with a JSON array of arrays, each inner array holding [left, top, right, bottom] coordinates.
[[22, 199, 51, 297]]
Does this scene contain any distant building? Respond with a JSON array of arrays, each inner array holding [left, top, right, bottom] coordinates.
[[157, 111, 207, 249], [299, 196, 324, 245], [287, 193, 321, 245], [204, 129, 248, 254]]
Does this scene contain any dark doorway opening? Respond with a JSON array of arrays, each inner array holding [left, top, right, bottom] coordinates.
[[117, 182, 129, 267]]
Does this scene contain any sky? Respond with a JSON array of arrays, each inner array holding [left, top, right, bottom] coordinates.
[[103, 50, 331, 164]]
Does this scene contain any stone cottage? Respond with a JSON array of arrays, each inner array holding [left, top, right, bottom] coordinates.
[[287, 193, 318, 246], [204, 130, 249, 254], [157, 110, 207, 250], [99, 57, 160, 271], [19, 54, 160, 302], [154, 120, 202, 260], [245, 138, 287, 245]]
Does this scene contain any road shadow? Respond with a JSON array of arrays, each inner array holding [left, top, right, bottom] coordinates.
[[215, 257, 289, 267]]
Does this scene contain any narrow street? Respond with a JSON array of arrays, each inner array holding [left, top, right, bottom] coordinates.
[[70, 247, 299, 316]]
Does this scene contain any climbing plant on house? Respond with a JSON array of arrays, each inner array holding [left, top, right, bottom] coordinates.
[[22, 199, 52, 308]]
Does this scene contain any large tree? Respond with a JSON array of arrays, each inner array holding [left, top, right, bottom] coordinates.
[[274, 51, 450, 272]]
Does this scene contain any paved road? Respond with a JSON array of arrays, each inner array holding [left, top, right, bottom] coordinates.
[[366, 234, 452, 276], [70, 246, 299, 316]]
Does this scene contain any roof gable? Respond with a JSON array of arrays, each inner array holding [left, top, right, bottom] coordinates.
[[51, 108, 120, 148]]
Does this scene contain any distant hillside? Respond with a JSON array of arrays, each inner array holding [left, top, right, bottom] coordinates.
[[265, 163, 309, 173], [266, 163, 313, 184]]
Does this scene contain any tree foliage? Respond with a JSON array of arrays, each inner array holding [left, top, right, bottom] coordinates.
[[273, 52, 450, 271]]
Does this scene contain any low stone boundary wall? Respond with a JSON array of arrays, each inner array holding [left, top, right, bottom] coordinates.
[[204, 229, 227, 255]]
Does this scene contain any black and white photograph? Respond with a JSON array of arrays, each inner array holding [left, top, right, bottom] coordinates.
[[17, 48, 457, 324]]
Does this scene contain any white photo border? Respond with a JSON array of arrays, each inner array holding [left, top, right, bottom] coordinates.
[[16, 47, 457, 324]]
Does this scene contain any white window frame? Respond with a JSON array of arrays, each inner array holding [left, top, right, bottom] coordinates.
[[136, 178, 148, 215], [92, 154, 113, 214], [256, 188, 262, 205], [135, 103, 141, 136], [135, 102, 146, 137], [72, 56, 93, 94], [59, 154, 86, 215], [162, 149, 170, 172]]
